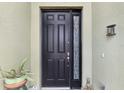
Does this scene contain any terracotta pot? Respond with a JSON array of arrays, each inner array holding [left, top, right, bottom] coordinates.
[[4, 80, 27, 89], [4, 75, 27, 84]]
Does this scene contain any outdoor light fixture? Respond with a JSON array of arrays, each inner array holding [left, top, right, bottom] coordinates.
[[106, 24, 116, 36]]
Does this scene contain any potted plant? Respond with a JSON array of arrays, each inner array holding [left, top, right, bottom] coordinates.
[[0, 58, 33, 90]]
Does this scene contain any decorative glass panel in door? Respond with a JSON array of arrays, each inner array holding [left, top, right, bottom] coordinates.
[[73, 15, 80, 80]]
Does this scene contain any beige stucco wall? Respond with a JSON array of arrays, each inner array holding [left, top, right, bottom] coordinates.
[[31, 2, 92, 89], [1, 2, 124, 90], [0, 3, 31, 89], [93, 3, 124, 89]]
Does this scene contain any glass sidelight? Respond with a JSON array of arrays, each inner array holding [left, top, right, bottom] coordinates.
[[73, 15, 80, 80], [71, 10, 81, 89]]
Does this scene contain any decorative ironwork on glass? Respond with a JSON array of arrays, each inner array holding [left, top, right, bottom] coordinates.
[[73, 16, 79, 79]]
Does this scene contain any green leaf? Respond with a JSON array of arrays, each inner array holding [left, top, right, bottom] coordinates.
[[19, 58, 28, 72]]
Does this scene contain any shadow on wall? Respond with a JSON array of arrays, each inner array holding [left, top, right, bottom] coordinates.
[[93, 79, 105, 90]]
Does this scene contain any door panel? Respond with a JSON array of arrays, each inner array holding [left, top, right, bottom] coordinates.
[[58, 24, 65, 52], [47, 24, 54, 52], [42, 11, 70, 87]]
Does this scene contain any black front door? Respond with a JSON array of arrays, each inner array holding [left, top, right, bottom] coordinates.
[[42, 9, 81, 88]]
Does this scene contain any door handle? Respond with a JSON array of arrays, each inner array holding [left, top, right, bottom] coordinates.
[[67, 52, 70, 60], [67, 56, 70, 67], [67, 56, 70, 61], [67, 52, 70, 57]]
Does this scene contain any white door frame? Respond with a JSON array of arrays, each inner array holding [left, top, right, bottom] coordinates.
[[31, 2, 92, 89]]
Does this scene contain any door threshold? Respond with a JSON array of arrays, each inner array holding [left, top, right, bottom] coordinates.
[[41, 87, 70, 90]]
